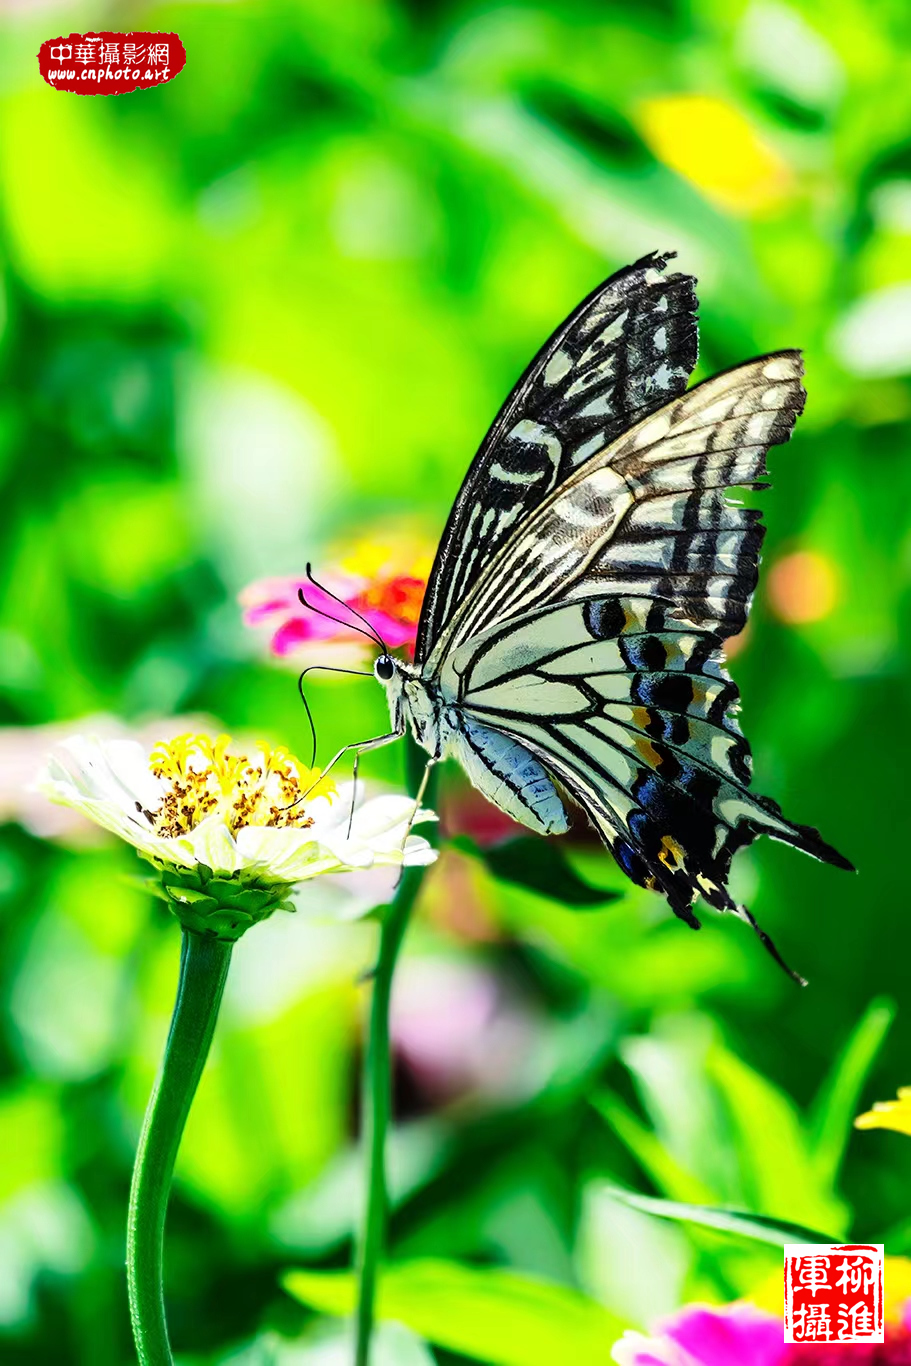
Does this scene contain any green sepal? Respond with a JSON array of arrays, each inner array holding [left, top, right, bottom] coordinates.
[[148, 861, 296, 942], [164, 886, 217, 908], [205, 881, 275, 913]]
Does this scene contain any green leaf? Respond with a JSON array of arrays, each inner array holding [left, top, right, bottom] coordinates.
[[706, 1042, 848, 1236], [808, 996, 895, 1186], [601, 1186, 839, 1246], [457, 835, 620, 908], [283, 1259, 630, 1366], [592, 1090, 717, 1204]]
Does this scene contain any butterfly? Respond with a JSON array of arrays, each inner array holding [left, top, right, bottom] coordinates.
[[308, 251, 852, 978]]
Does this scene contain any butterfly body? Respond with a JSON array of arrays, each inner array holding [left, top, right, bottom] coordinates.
[[376, 654, 570, 836], [351, 250, 851, 971]]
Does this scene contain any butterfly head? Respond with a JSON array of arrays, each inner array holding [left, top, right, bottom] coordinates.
[[373, 653, 397, 683]]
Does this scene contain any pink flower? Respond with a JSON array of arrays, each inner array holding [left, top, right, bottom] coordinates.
[[612, 1304, 787, 1366], [611, 1302, 911, 1366], [240, 535, 431, 661], [390, 956, 538, 1106]]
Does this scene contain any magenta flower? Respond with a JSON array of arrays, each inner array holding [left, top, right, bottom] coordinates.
[[612, 1303, 787, 1366], [611, 1302, 911, 1366], [240, 537, 431, 660]]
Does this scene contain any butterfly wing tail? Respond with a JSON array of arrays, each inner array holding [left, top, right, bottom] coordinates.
[[559, 768, 823, 985], [720, 798, 855, 873]]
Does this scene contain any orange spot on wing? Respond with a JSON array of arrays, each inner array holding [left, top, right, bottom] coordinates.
[[634, 734, 663, 768], [631, 706, 654, 733]]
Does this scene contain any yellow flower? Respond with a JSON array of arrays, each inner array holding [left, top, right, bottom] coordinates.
[[855, 1087, 911, 1137], [637, 93, 792, 214]]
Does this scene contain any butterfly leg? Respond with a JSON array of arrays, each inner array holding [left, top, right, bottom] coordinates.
[[348, 749, 360, 839], [391, 756, 437, 889], [315, 726, 405, 784], [286, 725, 405, 814]]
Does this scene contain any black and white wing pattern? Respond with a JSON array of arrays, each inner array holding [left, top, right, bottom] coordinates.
[[441, 594, 850, 952], [423, 329, 851, 961], [414, 251, 698, 663], [428, 354, 803, 667]]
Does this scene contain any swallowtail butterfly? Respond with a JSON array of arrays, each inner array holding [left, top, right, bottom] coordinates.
[[323, 252, 852, 977]]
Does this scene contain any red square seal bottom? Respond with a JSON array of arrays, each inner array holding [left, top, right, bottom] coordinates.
[[784, 1244, 884, 1344]]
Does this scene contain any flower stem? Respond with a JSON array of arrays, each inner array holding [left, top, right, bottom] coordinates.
[[354, 744, 436, 1366], [127, 928, 233, 1366]]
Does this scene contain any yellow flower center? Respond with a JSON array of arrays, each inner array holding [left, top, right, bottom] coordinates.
[[146, 734, 335, 838]]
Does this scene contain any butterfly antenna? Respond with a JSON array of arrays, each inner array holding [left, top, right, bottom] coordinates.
[[297, 588, 385, 651], [297, 670, 318, 768], [305, 563, 389, 654], [292, 663, 374, 799], [731, 903, 808, 987]]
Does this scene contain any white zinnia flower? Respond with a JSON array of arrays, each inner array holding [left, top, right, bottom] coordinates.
[[38, 732, 436, 941]]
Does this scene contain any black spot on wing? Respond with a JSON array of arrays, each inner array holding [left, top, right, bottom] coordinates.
[[583, 597, 627, 639], [634, 672, 694, 712], [621, 634, 668, 672]]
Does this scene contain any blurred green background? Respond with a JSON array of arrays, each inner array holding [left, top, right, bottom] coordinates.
[[2, 0, 911, 1362]]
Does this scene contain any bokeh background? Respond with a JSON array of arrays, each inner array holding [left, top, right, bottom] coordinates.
[[2, 0, 911, 1362]]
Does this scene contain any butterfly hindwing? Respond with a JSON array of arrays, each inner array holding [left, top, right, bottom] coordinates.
[[445, 596, 850, 926], [415, 251, 698, 662]]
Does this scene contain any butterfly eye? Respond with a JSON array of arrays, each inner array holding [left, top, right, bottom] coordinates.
[[374, 655, 396, 682]]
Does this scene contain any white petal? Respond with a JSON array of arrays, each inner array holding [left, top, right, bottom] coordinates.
[[184, 816, 242, 875], [234, 823, 372, 880], [399, 834, 437, 867], [39, 776, 162, 859], [313, 792, 437, 866], [42, 736, 161, 811]]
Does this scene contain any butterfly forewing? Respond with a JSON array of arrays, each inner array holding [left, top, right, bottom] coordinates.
[[414, 251, 698, 663], [428, 353, 804, 665]]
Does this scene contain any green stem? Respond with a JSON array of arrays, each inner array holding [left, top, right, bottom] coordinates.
[[126, 928, 233, 1366], [354, 743, 436, 1366]]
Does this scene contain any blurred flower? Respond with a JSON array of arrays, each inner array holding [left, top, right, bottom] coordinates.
[[636, 93, 792, 214], [420, 848, 502, 943], [612, 1299, 911, 1365], [39, 733, 436, 940], [767, 550, 839, 624], [240, 533, 432, 660], [612, 1302, 783, 1366], [391, 956, 537, 1105], [723, 622, 752, 660], [856, 1087, 911, 1137], [441, 772, 528, 848]]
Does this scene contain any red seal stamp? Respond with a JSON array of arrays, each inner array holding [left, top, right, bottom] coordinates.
[[38, 32, 186, 96], [784, 1244, 884, 1344]]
